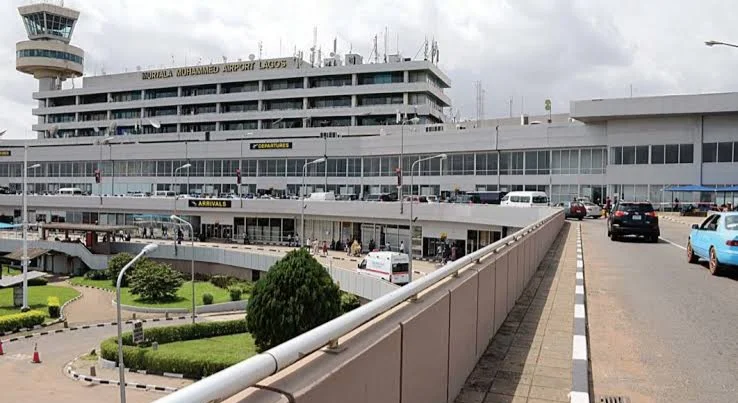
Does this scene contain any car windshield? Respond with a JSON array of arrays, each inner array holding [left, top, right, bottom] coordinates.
[[617, 203, 653, 212], [532, 196, 548, 204], [725, 215, 738, 230]]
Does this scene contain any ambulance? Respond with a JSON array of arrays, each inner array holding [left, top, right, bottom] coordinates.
[[357, 251, 410, 285]]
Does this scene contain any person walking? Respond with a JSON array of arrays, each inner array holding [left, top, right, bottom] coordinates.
[[322, 240, 328, 257], [399, 240, 406, 254]]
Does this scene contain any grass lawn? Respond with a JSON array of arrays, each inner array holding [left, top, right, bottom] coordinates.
[[148, 333, 256, 364], [1, 266, 22, 277], [0, 285, 80, 318], [68, 277, 241, 309]]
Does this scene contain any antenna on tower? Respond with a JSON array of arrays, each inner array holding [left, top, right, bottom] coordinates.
[[424, 36, 429, 60], [383, 26, 388, 63], [474, 81, 485, 123], [258, 41, 263, 60], [372, 35, 378, 63], [310, 26, 317, 67], [333, 37, 337, 55], [318, 46, 322, 67]]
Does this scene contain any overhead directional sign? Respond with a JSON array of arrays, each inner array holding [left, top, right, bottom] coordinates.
[[188, 199, 232, 208], [250, 142, 292, 150]]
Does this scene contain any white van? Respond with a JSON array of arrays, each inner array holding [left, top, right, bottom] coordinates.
[[57, 187, 83, 196], [500, 191, 549, 207], [154, 190, 176, 197], [307, 191, 336, 201], [357, 251, 410, 285]]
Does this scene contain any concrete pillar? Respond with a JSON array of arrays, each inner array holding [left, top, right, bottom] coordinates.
[[352, 73, 358, 86], [303, 76, 309, 88], [403, 70, 409, 83]]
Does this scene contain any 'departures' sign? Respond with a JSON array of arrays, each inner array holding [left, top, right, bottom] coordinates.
[[188, 199, 232, 208], [250, 142, 293, 150], [0, 150, 11, 157]]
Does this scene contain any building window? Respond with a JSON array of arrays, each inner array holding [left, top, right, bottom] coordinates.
[[309, 96, 351, 109], [308, 75, 352, 88], [358, 72, 404, 85], [182, 85, 217, 97], [16, 48, 83, 64], [221, 102, 258, 113], [221, 121, 257, 131], [635, 146, 649, 164], [111, 91, 141, 102], [356, 93, 404, 106], [652, 143, 692, 164], [145, 88, 178, 100], [665, 144, 679, 164], [651, 145, 665, 164], [111, 109, 140, 119], [262, 99, 302, 111], [475, 152, 498, 175], [717, 142, 733, 163], [263, 78, 304, 91], [182, 104, 216, 115], [551, 149, 579, 175], [703, 143, 717, 163], [221, 82, 258, 93], [679, 144, 694, 163]]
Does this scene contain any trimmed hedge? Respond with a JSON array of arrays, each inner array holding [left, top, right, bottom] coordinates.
[[99, 319, 249, 378], [229, 287, 242, 301], [84, 270, 109, 280], [209, 275, 232, 289], [0, 310, 46, 332], [47, 296, 61, 318]]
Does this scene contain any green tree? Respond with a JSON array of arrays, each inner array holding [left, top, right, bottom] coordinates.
[[129, 261, 184, 302], [340, 292, 361, 314], [106, 252, 149, 287], [246, 248, 341, 351]]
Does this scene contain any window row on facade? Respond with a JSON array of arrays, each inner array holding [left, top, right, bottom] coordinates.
[[610, 144, 694, 165], [42, 71, 445, 107], [702, 141, 738, 163], [6, 148, 607, 179]]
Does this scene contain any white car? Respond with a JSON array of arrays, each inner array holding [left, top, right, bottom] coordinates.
[[583, 202, 602, 218]]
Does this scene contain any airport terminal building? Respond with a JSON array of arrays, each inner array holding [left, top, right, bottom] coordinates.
[[2, 2, 738, 256]]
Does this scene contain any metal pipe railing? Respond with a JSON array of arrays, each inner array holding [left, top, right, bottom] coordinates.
[[154, 211, 562, 403]]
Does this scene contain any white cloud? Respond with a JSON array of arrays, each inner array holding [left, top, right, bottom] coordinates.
[[2, 0, 738, 139]]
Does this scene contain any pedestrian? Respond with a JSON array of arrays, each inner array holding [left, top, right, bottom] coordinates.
[[399, 240, 405, 254], [385, 241, 391, 252], [369, 239, 376, 252], [450, 243, 458, 261], [322, 240, 328, 257]]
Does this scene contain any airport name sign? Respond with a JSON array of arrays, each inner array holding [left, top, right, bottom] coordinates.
[[142, 59, 289, 80]]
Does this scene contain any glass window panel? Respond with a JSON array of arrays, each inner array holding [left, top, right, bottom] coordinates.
[[622, 146, 635, 165], [580, 149, 591, 174], [635, 146, 649, 164], [499, 152, 510, 175], [679, 144, 693, 164], [651, 145, 664, 164], [717, 142, 733, 162], [524, 151, 537, 174], [665, 144, 679, 164], [702, 143, 717, 163], [611, 147, 622, 165], [463, 153, 475, 175]]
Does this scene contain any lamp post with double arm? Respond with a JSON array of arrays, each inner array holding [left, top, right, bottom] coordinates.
[[409, 153, 447, 278], [171, 215, 196, 324], [301, 157, 326, 247]]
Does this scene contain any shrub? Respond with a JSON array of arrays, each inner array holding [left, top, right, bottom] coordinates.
[[246, 248, 341, 351], [209, 275, 232, 289], [27, 277, 48, 286], [340, 292, 361, 314], [106, 252, 148, 287], [84, 269, 108, 280], [194, 272, 211, 282], [0, 310, 46, 332], [99, 320, 249, 378], [229, 287, 242, 301], [129, 261, 184, 302], [47, 296, 61, 318], [202, 292, 214, 305]]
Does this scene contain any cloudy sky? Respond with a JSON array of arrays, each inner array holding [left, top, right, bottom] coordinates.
[[2, 0, 738, 138]]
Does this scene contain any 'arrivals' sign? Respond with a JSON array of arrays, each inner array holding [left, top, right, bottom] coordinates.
[[188, 199, 232, 208]]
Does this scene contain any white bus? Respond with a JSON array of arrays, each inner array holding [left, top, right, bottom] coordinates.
[[357, 251, 410, 285], [57, 187, 83, 196], [500, 191, 549, 207]]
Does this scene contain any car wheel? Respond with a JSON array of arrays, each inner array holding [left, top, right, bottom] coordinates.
[[648, 234, 658, 243], [687, 241, 698, 264], [578, 217, 583, 221], [709, 247, 722, 276]]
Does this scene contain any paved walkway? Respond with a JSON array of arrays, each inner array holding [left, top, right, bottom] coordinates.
[[59, 283, 162, 325], [455, 222, 575, 403]]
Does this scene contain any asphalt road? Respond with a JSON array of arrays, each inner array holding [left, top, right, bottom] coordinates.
[[0, 317, 195, 403], [582, 217, 738, 403]]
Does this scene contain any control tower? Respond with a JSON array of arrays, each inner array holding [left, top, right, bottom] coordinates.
[[16, 1, 84, 91]]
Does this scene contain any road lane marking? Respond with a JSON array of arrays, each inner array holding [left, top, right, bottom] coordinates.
[[573, 335, 588, 360], [660, 237, 687, 251], [575, 304, 586, 319], [576, 272, 583, 280], [575, 285, 584, 294]]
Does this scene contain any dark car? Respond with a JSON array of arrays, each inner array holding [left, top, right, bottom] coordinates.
[[607, 201, 660, 242], [557, 201, 587, 220]]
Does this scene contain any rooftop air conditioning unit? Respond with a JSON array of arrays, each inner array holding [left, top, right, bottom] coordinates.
[[387, 54, 402, 63]]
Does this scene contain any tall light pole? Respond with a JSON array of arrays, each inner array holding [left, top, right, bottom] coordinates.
[[116, 243, 157, 403], [398, 115, 420, 214], [172, 163, 191, 195], [171, 215, 196, 324], [96, 136, 114, 199], [705, 40, 738, 49], [301, 157, 326, 247], [0, 131, 40, 311], [409, 153, 446, 278]]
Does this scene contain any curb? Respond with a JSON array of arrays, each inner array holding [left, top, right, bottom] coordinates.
[[1, 315, 192, 344], [64, 359, 178, 393], [570, 223, 590, 403], [0, 290, 83, 338]]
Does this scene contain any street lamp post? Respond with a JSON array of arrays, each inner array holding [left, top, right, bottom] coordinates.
[[398, 116, 420, 214], [170, 215, 196, 324], [172, 163, 191, 195], [705, 40, 738, 49], [96, 136, 114, 200], [409, 154, 446, 277], [117, 243, 158, 403], [301, 157, 326, 247]]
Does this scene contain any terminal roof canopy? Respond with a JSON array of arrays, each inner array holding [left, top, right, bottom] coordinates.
[[2, 248, 50, 262], [41, 223, 137, 233], [663, 185, 738, 192]]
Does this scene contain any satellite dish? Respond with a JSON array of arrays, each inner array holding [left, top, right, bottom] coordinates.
[[248, 54, 255, 61], [149, 119, 161, 129], [93, 127, 100, 133]]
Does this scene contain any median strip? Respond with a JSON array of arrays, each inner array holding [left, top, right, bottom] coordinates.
[[570, 223, 591, 403]]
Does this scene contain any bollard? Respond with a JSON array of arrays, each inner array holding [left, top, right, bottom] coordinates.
[[132, 313, 137, 320], [90, 366, 97, 377], [63, 320, 68, 329], [165, 312, 169, 320]]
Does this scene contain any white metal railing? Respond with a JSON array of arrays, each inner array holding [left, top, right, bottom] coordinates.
[[154, 210, 562, 403]]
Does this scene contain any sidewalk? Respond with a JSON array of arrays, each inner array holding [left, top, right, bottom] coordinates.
[[455, 222, 575, 403]]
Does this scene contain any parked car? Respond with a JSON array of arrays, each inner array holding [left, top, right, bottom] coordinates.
[[583, 202, 602, 218], [687, 212, 738, 275], [557, 201, 586, 220], [607, 201, 660, 242]]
